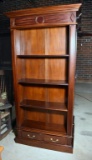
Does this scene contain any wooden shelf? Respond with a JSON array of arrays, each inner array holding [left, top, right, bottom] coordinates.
[[18, 79, 68, 86], [20, 99, 68, 112], [17, 55, 69, 58], [21, 120, 66, 136]]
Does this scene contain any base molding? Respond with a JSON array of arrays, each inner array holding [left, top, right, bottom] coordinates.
[[15, 136, 73, 153], [14, 121, 74, 153]]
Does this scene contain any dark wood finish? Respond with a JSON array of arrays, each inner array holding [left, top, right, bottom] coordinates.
[[22, 130, 43, 141], [67, 25, 76, 135], [14, 12, 76, 26], [6, 3, 81, 153], [18, 79, 68, 86], [17, 55, 69, 58], [5, 4, 81, 29], [22, 86, 67, 103], [21, 120, 66, 135], [6, 4, 81, 17], [20, 99, 67, 112], [15, 136, 73, 153]]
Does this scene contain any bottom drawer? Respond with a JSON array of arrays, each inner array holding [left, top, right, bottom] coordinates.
[[21, 131, 42, 141], [44, 135, 67, 145], [21, 131, 68, 145]]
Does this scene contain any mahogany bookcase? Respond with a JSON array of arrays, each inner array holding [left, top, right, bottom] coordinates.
[[6, 3, 81, 153]]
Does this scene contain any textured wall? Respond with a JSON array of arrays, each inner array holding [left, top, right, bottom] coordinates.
[[0, 0, 92, 82], [77, 0, 92, 82]]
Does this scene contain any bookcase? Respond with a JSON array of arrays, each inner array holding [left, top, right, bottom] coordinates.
[[6, 3, 81, 153]]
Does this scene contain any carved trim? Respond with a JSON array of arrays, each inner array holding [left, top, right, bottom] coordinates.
[[35, 16, 45, 24], [70, 13, 75, 22]]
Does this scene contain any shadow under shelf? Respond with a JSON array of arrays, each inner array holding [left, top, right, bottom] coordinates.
[[18, 79, 68, 86], [21, 120, 67, 136], [17, 55, 69, 58], [20, 99, 68, 112]]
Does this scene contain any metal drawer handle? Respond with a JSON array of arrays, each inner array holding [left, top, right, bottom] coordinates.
[[50, 138, 59, 142], [27, 134, 36, 139]]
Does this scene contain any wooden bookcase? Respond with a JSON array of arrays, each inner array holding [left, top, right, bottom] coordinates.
[[6, 3, 81, 153]]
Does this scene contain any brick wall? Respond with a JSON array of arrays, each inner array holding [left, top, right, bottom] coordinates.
[[0, 0, 92, 82], [77, 0, 92, 82]]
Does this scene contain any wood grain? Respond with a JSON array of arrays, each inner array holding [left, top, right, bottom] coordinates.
[[20, 99, 68, 112]]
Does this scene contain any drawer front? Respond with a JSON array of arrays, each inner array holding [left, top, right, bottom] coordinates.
[[21, 131, 72, 145], [44, 135, 67, 145], [21, 131, 42, 141], [15, 12, 76, 27]]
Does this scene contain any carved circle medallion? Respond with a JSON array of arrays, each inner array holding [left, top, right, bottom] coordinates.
[[35, 16, 45, 23]]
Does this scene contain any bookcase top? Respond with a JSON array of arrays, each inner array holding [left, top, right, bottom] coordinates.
[[5, 3, 81, 18]]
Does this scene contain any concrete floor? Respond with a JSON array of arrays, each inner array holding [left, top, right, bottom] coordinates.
[[0, 83, 92, 160]]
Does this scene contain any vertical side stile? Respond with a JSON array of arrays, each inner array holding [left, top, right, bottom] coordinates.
[[10, 19, 21, 128], [67, 24, 76, 136]]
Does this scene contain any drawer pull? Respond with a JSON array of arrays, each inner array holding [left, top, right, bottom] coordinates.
[[50, 138, 59, 142], [27, 134, 36, 139]]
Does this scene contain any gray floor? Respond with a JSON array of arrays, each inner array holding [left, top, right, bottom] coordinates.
[[0, 83, 92, 160]]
